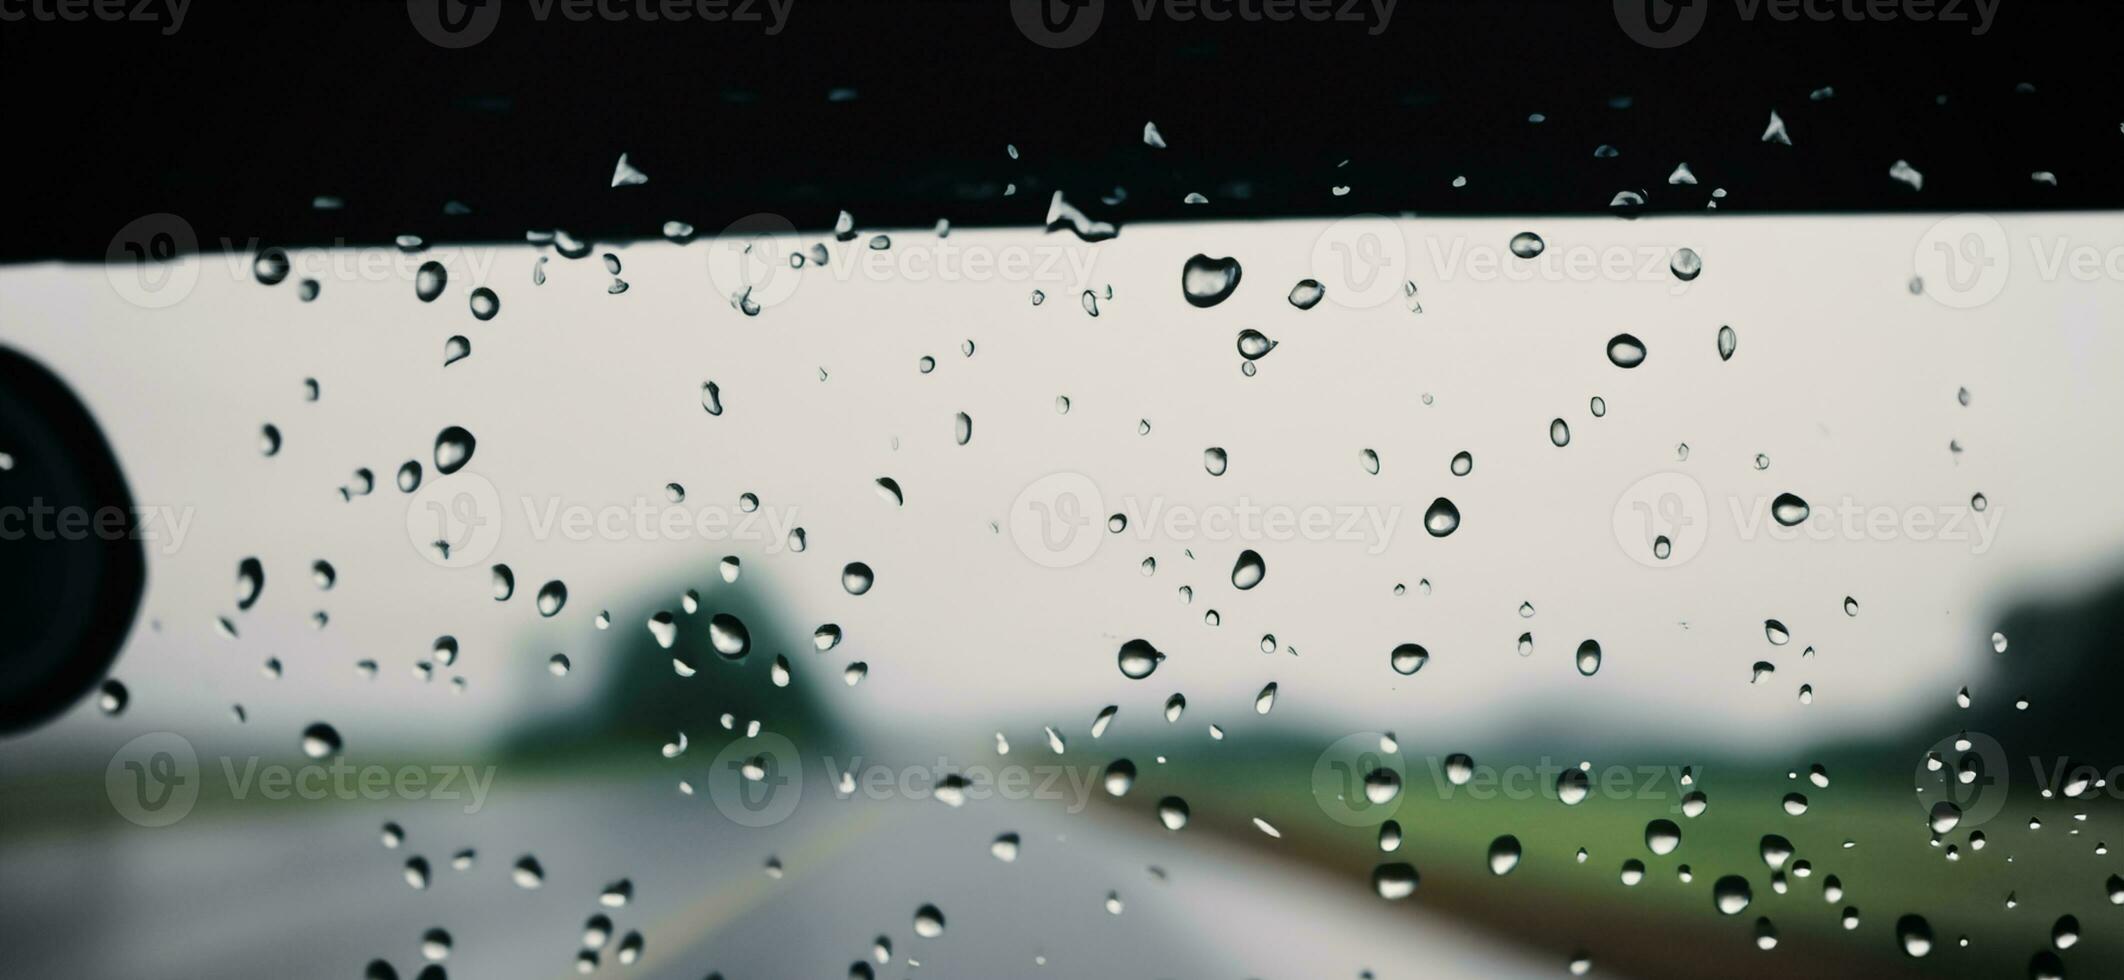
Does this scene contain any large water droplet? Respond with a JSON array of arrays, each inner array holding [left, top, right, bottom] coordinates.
[[1556, 767, 1590, 805], [1714, 875, 1753, 915], [1390, 643, 1429, 676], [1771, 493, 1809, 526], [1896, 914, 1933, 957], [1157, 796, 1190, 830], [1550, 418, 1571, 447], [1606, 334, 1646, 368], [1670, 248, 1702, 282], [536, 581, 567, 617], [1103, 758, 1137, 796], [1230, 550, 1265, 590], [1373, 862, 1419, 900], [1509, 232, 1545, 259], [253, 249, 290, 285], [433, 426, 475, 474], [1203, 447, 1228, 476], [1181, 254, 1242, 308], [841, 562, 875, 595], [1576, 639, 1602, 676], [415, 261, 447, 302], [913, 905, 945, 939], [1288, 279, 1324, 309], [1119, 639, 1164, 679], [1424, 498, 1460, 537], [301, 722, 342, 758], [709, 612, 751, 659], [1488, 835, 1522, 875], [236, 557, 264, 611], [1646, 819, 1681, 855]]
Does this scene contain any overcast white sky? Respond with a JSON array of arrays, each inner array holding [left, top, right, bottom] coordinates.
[[4, 212, 2121, 766]]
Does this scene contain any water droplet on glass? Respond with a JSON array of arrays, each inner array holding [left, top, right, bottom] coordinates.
[[1118, 639, 1164, 680], [1488, 835, 1522, 875], [414, 261, 447, 302], [1896, 914, 1933, 957], [1231, 550, 1265, 590], [1606, 334, 1646, 368], [841, 562, 874, 596], [253, 249, 290, 285], [1237, 329, 1276, 360], [433, 426, 475, 475], [1771, 493, 1809, 526], [1202, 447, 1228, 477], [1288, 279, 1325, 309], [1509, 232, 1545, 259], [1104, 759, 1137, 796], [1550, 418, 1571, 447], [235, 557, 264, 611], [1424, 498, 1460, 537], [705, 612, 751, 659], [1181, 254, 1242, 308], [1373, 862, 1419, 900], [1669, 248, 1702, 282], [1390, 643, 1429, 676], [1717, 325, 1738, 361], [301, 722, 342, 758], [536, 581, 567, 617], [1714, 875, 1753, 915]]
